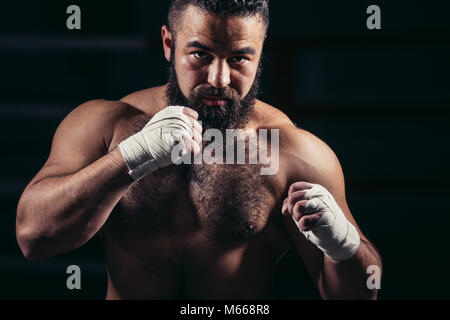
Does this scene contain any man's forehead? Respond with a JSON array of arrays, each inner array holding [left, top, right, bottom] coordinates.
[[178, 5, 265, 46]]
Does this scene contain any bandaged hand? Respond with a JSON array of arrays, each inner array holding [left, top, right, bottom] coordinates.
[[119, 106, 202, 181], [282, 182, 360, 262]]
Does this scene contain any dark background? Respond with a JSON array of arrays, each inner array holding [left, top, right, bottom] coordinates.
[[1, 0, 449, 299]]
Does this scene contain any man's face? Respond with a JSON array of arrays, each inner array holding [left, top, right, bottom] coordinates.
[[163, 5, 266, 130]]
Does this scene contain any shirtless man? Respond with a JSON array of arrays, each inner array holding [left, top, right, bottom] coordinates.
[[16, 0, 382, 299]]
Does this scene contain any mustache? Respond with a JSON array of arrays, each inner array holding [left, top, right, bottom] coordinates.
[[192, 86, 240, 101]]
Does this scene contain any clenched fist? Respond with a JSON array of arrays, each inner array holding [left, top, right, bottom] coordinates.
[[282, 182, 360, 262], [119, 106, 202, 181]]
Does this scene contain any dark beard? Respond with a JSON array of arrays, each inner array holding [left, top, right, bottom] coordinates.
[[165, 56, 263, 132]]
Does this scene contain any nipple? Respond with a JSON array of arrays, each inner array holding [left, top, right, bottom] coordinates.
[[245, 222, 257, 234]]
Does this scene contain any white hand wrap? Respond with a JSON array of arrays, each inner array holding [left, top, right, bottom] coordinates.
[[293, 183, 361, 262], [118, 106, 193, 181]]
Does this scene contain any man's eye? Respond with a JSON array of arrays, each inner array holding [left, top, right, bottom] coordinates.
[[230, 56, 248, 64], [193, 52, 210, 60]]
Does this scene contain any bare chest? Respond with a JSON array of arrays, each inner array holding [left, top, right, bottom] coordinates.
[[107, 112, 285, 243], [113, 161, 280, 242]]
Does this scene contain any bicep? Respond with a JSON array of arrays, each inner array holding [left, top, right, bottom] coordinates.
[[29, 100, 116, 185], [291, 130, 366, 238], [283, 129, 368, 280]]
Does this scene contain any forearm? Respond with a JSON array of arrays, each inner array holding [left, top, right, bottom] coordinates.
[[17, 148, 133, 260], [318, 239, 382, 299]]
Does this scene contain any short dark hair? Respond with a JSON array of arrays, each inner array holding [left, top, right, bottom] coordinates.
[[168, 0, 270, 37]]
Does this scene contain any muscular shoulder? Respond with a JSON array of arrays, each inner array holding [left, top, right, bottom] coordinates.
[[252, 102, 337, 163], [64, 98, 136, 124], [281, 125, 345, 195], [252, 100, 295, 130], [49, 99, 146, 165], [120, 86, 167, 117], [253, 101, 344, 190], [60, 99, 141, 143], [29, 99, 143, 181], [252, 101, 340, 183]]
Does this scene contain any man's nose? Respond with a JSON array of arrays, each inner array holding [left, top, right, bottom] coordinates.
[[207, 59, 231, 89]]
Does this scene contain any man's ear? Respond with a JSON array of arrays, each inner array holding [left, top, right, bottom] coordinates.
[[161, 25, 173, 62]]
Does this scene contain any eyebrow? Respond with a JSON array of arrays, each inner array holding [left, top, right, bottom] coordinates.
[[186, 40, 256, 55]]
